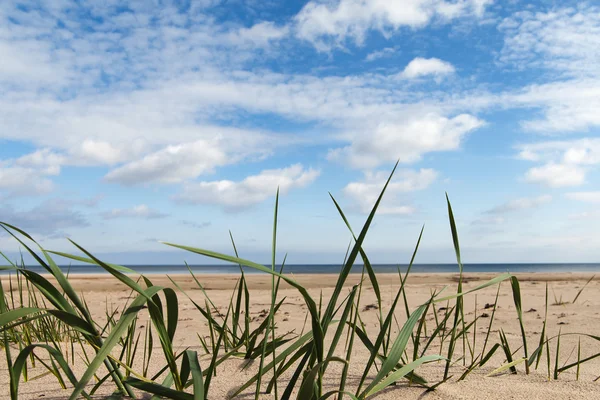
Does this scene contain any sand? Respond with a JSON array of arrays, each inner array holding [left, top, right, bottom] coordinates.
[[1, 272, 599, 399]]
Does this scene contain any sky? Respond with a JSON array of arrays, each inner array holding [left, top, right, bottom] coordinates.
[[1, 0, 600, 265]]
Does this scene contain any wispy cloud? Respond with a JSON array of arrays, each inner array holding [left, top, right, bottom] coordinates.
[[179, 220, 212, 229], [0, 201, 89, 236], [498, 5, 600, 134], [472, 195, 552, 226], [486, 195, 552, 214], [101, 205, 169, 220], [365, 47, 396, 62], [566, 192, 600, 203]]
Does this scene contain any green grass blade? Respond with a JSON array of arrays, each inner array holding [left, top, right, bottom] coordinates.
[[573, 275, 595, 304], [162, 242, 325, 366], [69, 286, 163, 400], [186, 350, 205, 400], [364, 355, 445, 398], [125, 377, 194, 400], [296, 357, 346, 400], [510, 276, 529, 373], [359, 303, 429, 398]]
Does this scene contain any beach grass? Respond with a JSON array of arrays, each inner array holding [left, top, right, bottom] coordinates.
[[1, 165, 600, 399]]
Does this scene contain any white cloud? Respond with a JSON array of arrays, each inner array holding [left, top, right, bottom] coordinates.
[[343, 168, 437, 215], [499, 5, 600, 134], [499, 6, 600, 79], [566, 192, 600, 203], [0, 1, 298, 192], [518, 139, 600, 187], [524, 163, 586, 188], [78, 140, 133, 166], [486, 195, 552, 214], [365, 47, 396, 62], [226, 22, 289, 48], [0, 1, 491, 195], [508, 80, 600, 133], [400, 57, 455, 79], [104, 140, 229, 185], [15, 148, 65, 174], [294, 0, 490, 49], [328, 114, 483, 169], [0, 166, 55, 196], [174, 164, 320, 210], [4, 0, 598, 208], [101, 204, 168, 220], [0, 149, 65, 196]]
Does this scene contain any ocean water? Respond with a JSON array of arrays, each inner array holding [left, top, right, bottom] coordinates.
[[1, 263, 599, 275]]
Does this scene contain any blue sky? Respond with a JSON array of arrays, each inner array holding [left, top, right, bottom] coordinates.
[[1, 0, 600, 264]]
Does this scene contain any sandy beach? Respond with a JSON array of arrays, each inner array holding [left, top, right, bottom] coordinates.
[[2, 272, 600, 399]]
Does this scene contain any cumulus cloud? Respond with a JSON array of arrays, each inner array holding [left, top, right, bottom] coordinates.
[[101, 205, 169, 220], [343, 168, 437, 215], [328, 114, 482, 169], [104, 140, 229, 185], [174, 164, 320, 210], [400, 57, 455, 80], [0, 149, 66, 196], [525, 163, 586, 188], [78, 140, 133, 166], [0, 1, 489, 194], [518, 139, 600, 188], [294, 0, 491, 49]]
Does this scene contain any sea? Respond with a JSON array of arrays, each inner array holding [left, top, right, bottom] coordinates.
[[1, 263, 599, 275]]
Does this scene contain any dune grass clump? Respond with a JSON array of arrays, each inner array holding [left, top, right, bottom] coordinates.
[[1, 165, 600, 399]]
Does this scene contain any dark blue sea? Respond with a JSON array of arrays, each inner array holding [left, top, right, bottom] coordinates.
[[1, 263, 599, 275]]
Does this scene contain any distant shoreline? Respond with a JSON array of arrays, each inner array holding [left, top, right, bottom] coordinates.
[[1, 262, 599, 276]]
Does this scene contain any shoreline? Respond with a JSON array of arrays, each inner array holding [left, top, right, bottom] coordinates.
[[2, 271, 597, 291]]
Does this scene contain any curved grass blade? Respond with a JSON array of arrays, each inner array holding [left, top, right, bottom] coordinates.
[[13, 344, 92, 400], [359, 302, 429, 398], [46, 251, 138, 274], [296, 357, 346, 400], [125, 378, 194, 400], [363, 354, 445, 398], [161, 243, 325, 366], [329, 195, 382, 321], [69, 286, 163, 400], [510, 276, 528, 373], [487, 357, 527, 377], [355, 225, 424, 394], [322, 161, 399, 333]]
